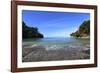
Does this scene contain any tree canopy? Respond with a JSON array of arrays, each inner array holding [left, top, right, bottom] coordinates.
[[70, 20, 90, 38], [22, 21, 44, 39]]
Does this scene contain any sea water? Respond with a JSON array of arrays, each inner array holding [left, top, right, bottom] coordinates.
[[23, 37, 90, 50], [22, 37, 90, 62]]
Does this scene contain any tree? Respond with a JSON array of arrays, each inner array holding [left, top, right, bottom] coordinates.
[[22, 21, 44, 39], [70, 20, 90, 37]]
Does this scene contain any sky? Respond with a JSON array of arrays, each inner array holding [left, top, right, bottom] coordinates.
[[22, 10, 90, 37]]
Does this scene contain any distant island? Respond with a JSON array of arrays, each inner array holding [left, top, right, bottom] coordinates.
[[22, 21, 44, 39], [70, 20, 90, 38]]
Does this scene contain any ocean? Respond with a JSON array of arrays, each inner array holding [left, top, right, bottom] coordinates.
[[23, 37, 90, 47], [22, 37, 90, 62]]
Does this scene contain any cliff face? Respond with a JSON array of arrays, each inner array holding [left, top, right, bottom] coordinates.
[[70, 20, 90, 38], [22, 21, 44, 39]]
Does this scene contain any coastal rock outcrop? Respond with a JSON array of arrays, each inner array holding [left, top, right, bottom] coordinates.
[[22, 21, 44, 39]]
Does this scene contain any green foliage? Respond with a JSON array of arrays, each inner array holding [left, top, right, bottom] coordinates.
[[70, 20, 90, 37], [22, 21, 44, 39], [79, 20, 90, 35], [70, 31, 82, 38]]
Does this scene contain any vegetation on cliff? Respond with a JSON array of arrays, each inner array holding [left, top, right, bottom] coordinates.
[[22, 21, 44, 39], [70, 20, 90, 38]]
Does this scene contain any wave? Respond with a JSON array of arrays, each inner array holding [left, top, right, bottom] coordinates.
[[23, 44, 38, 48]]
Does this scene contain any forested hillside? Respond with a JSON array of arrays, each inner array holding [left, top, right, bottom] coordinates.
[[22, 21, 44, 39], [70, 20, 90, 38]]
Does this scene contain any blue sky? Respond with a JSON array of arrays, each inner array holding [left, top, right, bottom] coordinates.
[[22, 10, 90, 37]]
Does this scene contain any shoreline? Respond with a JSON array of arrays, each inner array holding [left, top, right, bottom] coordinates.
[[70, 36, 90, 39]]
